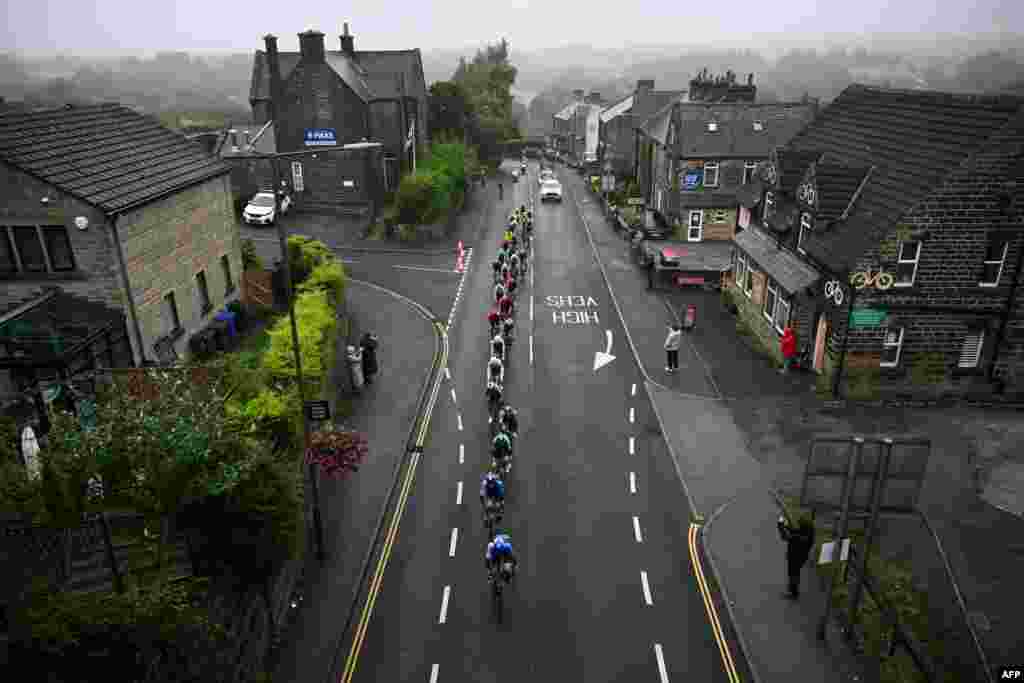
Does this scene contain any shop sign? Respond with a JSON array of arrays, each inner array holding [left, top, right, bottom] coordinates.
[[850, 308, 889, 329], [304, 128, 337, 146], [683, 170, 702, 189]]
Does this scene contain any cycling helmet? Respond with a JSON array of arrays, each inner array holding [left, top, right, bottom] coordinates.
[[486, 477, 502, 497]]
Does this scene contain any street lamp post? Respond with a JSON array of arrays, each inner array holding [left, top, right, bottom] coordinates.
[[267, 154, 326, 563]]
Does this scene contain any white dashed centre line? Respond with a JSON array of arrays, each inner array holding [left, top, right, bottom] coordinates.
[[439, 586, 451, 624], [629, 407, 635, 423], [449, 528, 458, 557], [629, 436, 635, 455], [633, 516, 643, 543], [654, 644, 670, 683], [451, 388, 457, 404], [530, 295, 534, 322], [529, 334, 534, 366], [457, 414, 463, 431], [641, 570, 654, 605], [429, 663, 439, 683], [456, 481, 463, 505], [631, 383, 637, 396], [629, 471, 637, 494], [459, 444, 464, 464]]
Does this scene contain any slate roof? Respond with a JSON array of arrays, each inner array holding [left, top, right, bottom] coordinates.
[[632, 90, 687, 127], [674, 103, 817, 158], [773, 148, 823, 195], [353, 50, 427, 100], [0, 104, 232, 215], [251, 50, 373, 104], [600, 95, 634, 123], [806, 160, 871, 223], [734, 224, 821, 294], [788, 84, 1024, 273], [639, 99, 677, 145]]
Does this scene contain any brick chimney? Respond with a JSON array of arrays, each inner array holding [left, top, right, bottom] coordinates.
[[586, 91, 602, 104], [573, 89, 585, 100], [636, 79, 654, 93], [263, 34, 283, 124], [299, 29, 326, 63], [340, 22, 355, 55]]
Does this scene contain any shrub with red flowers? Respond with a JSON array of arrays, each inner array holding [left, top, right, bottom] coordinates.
[[305, 426, 369, 478]]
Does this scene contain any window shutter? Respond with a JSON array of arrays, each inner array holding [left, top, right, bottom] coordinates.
[[957, 331, 984, 368]]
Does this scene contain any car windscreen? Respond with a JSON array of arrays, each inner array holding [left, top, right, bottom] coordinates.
[[542, 181, 560, 191], [250, 194, 275, 207]]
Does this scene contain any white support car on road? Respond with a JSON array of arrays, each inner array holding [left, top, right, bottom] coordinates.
[[538, 168, 556, 187], [540, 179, 563, 203], [243, 190, 290, 226]]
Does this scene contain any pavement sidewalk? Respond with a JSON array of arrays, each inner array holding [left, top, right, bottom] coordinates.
[[269, 279, 438, 683]]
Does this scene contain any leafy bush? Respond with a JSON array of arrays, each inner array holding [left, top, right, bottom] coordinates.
[[395, 171, 440, 225], [241, 238, 263, 271]]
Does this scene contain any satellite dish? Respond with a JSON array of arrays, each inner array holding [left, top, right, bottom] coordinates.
[[75, 216, 89, 231]]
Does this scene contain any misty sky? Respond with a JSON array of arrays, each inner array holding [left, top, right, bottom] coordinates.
[[4, 0, 1022, 55]]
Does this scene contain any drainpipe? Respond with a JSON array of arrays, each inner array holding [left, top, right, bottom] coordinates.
[[832, 275, 856, 399], [110, 215, 147, 366], [987, 229, 1024, 385]]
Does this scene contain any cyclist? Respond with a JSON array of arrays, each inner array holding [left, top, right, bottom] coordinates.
[[491, 333, 505, 361], [499, 404, 519, 439], [497, 249, 507, 267], [501, 315, 515, 344], [494, 281, 505, 305], [510, 251, 521, 274], [518, 245, 529, 274], [492, 431, 513, 469], [506, 276, 518, 300], [488, 355, 504, 384], [487, 307, 501, 337], [499, 293, 514, 319], [485, 380, 503, 416], [485, 532, 517, 582], [492, 258, 502, 283], [480, 471, 506, 512], [504, 227, 515, 243]]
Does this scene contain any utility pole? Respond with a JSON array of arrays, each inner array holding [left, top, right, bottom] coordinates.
[[269, 155, 325, 563]]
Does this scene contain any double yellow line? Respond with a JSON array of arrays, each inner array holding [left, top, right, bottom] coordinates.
[[340, 323, 448, 683], [689, 522, 740, 683]]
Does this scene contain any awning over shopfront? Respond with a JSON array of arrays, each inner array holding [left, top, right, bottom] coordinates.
[[649, 240, 734, 273], [734, 225, 820, 295]]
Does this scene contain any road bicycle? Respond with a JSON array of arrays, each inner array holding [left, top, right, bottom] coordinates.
[[483, 500, 504, 538], [490, 561, 514, 624], [850, 268, 895, 290]]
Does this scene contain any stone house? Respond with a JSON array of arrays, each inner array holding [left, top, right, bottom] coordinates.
[[731, 84, 1024, 400], [0, 103, 242, 391], [666, 101, 817, 241], [551, 90, 605, 163], [598, 92, 636, 179]]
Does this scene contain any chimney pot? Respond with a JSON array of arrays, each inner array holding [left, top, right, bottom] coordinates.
[[299, 29, 326, 63], [573, 89, 585, 100], [340, 22, 355, 54]]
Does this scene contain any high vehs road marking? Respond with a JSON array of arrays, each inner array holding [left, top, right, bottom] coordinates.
[[448, 528, 458, 557], [689, 524, 741, 683], [641, 570, 654, 606], [438, 585, 451, 624], [340, 323, 448, 683], [633, 516, 644, 543]]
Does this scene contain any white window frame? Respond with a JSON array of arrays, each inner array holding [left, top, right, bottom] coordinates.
[[762, 191, 775, 224], [703, 161, 719, 187], [735, 253, 747, 292], [743, 262, 754, 298], [763, 280, 778, 324], [979, 239, 1008, 287], [688, 210, 703, 242], [774, 295, 791, 334], [880, 327, 905, 368], [958, 329, 985, 368], [743, 161, 757, 184], [797, 212, 812, 254], [895, 241, 921, 287]]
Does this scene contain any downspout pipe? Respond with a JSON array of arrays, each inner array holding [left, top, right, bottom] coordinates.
[[110, 214, 147, 367], [987, 228, 1024, 384]]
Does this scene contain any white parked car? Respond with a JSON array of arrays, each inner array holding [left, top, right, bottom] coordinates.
[[243, 191, 290, 226], [540, 179, 563, 202], [538, 169, 556, 187]]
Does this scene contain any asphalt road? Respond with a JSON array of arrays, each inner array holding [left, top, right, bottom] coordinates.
[[335, 160, 740, 683]]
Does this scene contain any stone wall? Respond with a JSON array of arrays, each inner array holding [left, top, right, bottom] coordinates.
[[275, 62, 370, 153], [118, 175, 242, 361], [0, 162, 122, 313]]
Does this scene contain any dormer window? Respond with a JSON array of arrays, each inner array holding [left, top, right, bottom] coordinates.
[[753, 120, 764, 131], [707, 122, 718, 132]]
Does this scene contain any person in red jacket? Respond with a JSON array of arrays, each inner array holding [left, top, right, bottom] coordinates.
[[780, 326, 797, 374], [499, 293, 514, 319], [487, 308, 501, 337]]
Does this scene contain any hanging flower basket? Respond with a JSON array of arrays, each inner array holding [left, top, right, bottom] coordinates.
[[305, 427, 369, 479]]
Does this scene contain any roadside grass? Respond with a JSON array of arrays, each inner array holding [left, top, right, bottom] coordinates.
[[780, 495, 935, 683]]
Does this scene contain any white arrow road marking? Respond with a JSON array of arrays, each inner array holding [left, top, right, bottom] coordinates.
[[439, 586, 451, 623], [641, 570, 654, 605], [429, 663, 439, 683], [633, 516, 643, 543], [654, 644, 670, 683], [593, 329, 616, 371], [449, 528, 458, 557]]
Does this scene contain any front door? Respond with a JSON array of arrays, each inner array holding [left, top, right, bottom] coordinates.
[[813, 313, 828, 372]]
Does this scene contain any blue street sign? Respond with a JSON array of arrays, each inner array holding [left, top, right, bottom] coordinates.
[[684, 172, 702, 189], [304, 128, 338, 146]]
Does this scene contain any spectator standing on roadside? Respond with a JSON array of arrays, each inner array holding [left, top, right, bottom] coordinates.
[[778, 514, 816, 599], [664, 323, 682, 373], [360, 332, 379, 384], [780, 326, 797, 374]]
